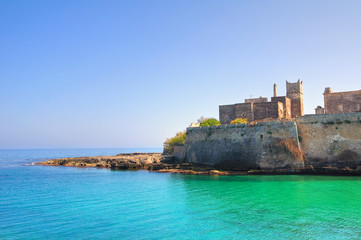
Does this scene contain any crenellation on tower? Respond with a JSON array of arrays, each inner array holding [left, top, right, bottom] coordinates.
[[286, 79, 303, 94]]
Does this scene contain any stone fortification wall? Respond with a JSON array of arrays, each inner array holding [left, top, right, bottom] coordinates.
[[219, 101, 283, 124], [245, 97, 268, 103], [253, 102, 283, 120], [271, 96, 291, 119], [180, 121, 304, 170], [286, 80, 304, 118], [235, 103, 254, 121], [219, 103, 254, 124], [296, 112, 361, 168], [219, 104, 236, 124], [173, 144, 184, 159], [324, 90, 361, 114], [288, 93, 304, 118], [180, 112, 361, 172], [219, 81, 303, 124]]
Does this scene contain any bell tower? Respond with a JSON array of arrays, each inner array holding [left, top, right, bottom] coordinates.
[[286, 79, 304, 118]]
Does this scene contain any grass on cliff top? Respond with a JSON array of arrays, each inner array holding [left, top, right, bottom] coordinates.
[[163, 131, 186, 155]]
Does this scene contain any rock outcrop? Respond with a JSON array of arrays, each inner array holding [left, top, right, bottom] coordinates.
[[38, 153, 163, 169], [37, 153, 246, 175]]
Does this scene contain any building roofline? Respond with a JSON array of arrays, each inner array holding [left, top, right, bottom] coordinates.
[[324, 90, 361, 95]]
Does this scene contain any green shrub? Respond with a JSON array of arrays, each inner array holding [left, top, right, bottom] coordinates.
[[200, 118, 221, 127], [230, 118, 248, 124], [163, 131, 186, 155]]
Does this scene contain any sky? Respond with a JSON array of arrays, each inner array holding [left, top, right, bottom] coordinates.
[[1, 0, 361, 149]]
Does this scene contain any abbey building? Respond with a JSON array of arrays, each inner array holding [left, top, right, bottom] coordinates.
[[219, 80, 304, 124]]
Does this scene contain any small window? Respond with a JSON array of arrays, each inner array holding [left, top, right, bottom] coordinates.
[[260, 135, 263, 140], [338, 104, 343, 112]]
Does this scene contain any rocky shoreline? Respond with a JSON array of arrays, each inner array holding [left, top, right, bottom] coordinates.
[[36, 152, 361, 176], [36, 153, 247, 175]]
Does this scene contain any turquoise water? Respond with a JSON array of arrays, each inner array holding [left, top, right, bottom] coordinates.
[[1, 149, 361, 239]]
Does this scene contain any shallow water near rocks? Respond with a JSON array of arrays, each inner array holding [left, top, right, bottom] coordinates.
[[1, 149, 361, 239]]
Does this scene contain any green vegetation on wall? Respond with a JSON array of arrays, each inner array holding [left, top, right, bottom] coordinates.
[[230, 118, 248, 124], [200, 118, 221, 127], [163, 131, 186, 155]]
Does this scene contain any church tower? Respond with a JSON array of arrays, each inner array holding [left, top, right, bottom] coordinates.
[[286, 80, 304, 118]]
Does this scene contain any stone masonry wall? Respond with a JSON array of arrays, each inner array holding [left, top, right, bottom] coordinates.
[[286, 82, 302, 94], [180, 121, 304, 170], [180, 112, 361, 171], [245, 97, 268, 103], [286, 80, 304, 118], [296, 112, 361, 168], [219, 104, 235, 124], [324, 91, 361, 114], [235, 103, 254, 122], [271, 96, 291, 119], [219, 101, 284, 124], [253, 102, 283, 120], [287, 93, 304, 118], [219, 103, 254, 124]]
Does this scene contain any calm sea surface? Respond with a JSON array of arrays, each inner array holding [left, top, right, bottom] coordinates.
[[1, 149, 361, 239]]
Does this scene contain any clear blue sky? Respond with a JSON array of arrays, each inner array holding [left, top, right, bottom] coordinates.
[[1, 0, 361, 149]]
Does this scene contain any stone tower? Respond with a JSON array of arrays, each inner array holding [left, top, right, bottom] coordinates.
[[273, 83, 277, 97], [286, 80, 304, 118]]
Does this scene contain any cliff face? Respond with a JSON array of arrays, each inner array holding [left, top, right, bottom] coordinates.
[[180, 112, 361, 172], [180, 121, 304, 170]]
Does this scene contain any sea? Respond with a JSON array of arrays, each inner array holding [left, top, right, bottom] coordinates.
[[1, 148, 361, 239]]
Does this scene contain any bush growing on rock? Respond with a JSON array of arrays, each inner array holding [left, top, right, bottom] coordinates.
[[200, 118, 221, 127], [230, 118, 248, 124], [163, 131, 186, 155]]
